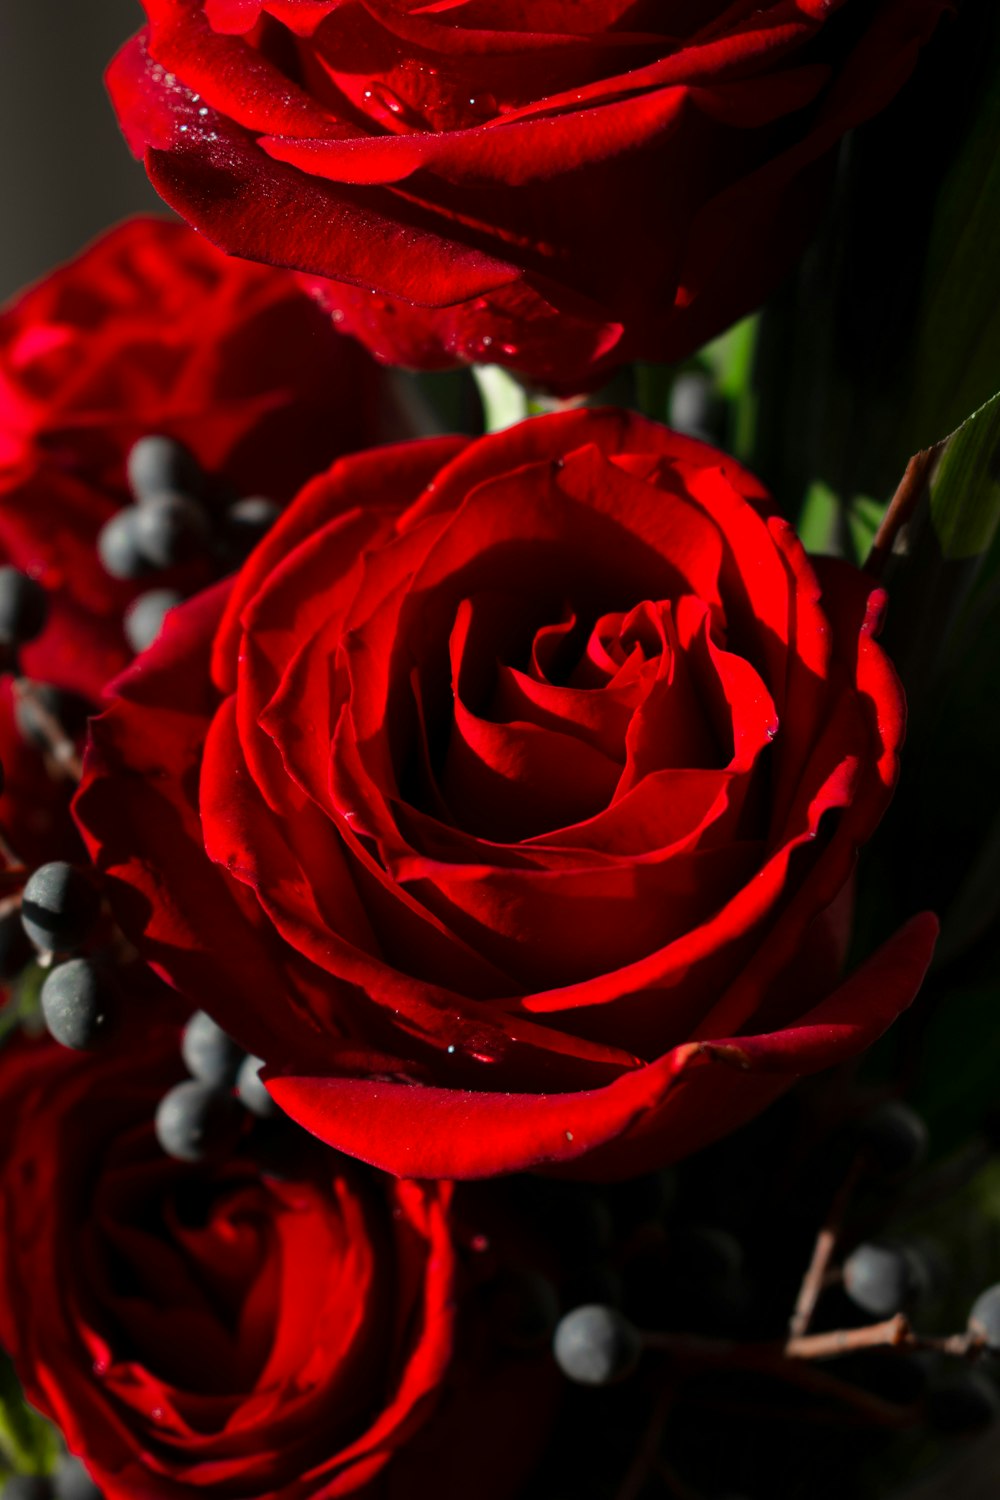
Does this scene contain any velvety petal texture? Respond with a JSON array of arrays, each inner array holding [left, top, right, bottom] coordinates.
[[107, 0, 951, 390], [76, 410, 937, 1179], [0, 1025, 554, 1498]]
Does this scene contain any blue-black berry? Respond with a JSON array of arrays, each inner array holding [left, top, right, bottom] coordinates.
[[181, 1011, 244, 1089], [860, 1100, 928, 1177], [123, 590, 183, 654], [843, 1242, 928, 1318], [96, 510, 150, 581], [553, 1304, 642, 1386], [969, 1285, 1000, 1352], [127, 435, 201, 502], [154, 1080, 244, 1163], [40, 959, 113, 1050], [237, 1054, 277, 1117], [20, 863, 100, 954], [133, 495, 210, 569]]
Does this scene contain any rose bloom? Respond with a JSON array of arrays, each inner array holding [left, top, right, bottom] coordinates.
[[108, 0, 949, 391], [0, 214, 384, 863], [76, 410, 937, 1180], [0, 1024, 553, 1499]]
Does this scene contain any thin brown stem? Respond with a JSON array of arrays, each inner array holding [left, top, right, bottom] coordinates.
[[643, 1316, 985, 1372], [615, 1387, 675, 1500], [788, 1152, 865, 1339], [0, 830, 25, 873], [864, 444, 942, 579], [10, 679, 83, 782]]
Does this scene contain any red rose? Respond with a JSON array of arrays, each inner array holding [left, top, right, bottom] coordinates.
[[0, 214, 385, 700], [75, 410, 937, 1180], [0, 1025, 553, 1499], [107, 0, 949, 392], [0, 214, 385, 863]]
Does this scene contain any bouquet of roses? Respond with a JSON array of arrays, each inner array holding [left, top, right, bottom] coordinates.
[[2, 2, 1000, 1496]]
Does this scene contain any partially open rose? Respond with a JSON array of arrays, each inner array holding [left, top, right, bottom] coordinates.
[[76, 410, 937, 1179], [0, 214, 384, 701], [107, 0, 949, 390], [0, 1025, 554, 1498], [0, 214, 386, 865]]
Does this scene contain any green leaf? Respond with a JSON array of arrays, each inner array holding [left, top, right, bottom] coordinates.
[[747, 6, 1000, 514], [0, 1355, 58, 1476], [797, 482, 842, 556], [903, 46, 1000, 455], [927, 389, 1000, 560], [472, 364, 530, 433], [864, 394, 1000, 968], [632, 363, 673, 424]]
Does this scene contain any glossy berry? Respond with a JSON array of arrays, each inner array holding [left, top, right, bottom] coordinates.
[[223, 496, 281, 563], [968, 1285, 1000, 1352], [181, 1011, 244, 1088], [20, 862, 100, 953], [133, 495, 210, 569], [127, 435, 201, 502], [553, 1304, 643, 1386], [96, 510, 150, 581], [843, 1242, 927, 1318], [237, 1054, 277, 1117], [860, 1101, 928, 1177], [154, 1080, 244, 1163], [0, 567, 48, 647], [123, 589, 183, 654], [52, 1458, 102, 1500], [41, 959, 113, 1050]]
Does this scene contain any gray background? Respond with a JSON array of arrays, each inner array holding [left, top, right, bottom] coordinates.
[[0, 1, 161, 303]]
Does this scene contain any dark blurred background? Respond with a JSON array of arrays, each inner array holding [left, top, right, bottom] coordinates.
[[0, 1, 161, 303]]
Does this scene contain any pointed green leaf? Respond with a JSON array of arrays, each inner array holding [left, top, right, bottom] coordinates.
[[928, 389, 1000, 560], [0, 1356, 58, 1475]]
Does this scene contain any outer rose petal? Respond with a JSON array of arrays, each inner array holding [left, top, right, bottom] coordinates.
[[268, 914, 938, 1179]]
